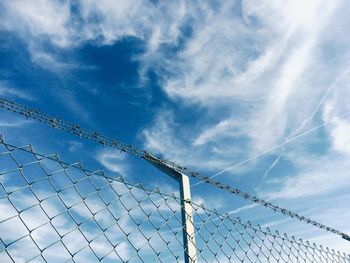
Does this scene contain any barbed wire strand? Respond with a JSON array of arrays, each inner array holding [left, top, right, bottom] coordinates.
[[0, 97, 349, 242]]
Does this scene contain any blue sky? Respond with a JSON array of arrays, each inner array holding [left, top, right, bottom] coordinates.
[[1, 0, 350, 256]]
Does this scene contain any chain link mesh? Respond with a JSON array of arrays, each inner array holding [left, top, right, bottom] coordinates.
[[0, 136, 349, 263]]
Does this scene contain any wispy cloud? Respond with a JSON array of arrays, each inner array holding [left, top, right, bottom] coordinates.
[[0, 83, 34, 101], [140, 0, 350, 176], [323, 72, 350, 155], [68, 140, 84, 153], [227, 203, 258, 215], [261, 154, 350, 200], [0, 119, 33, 128], [0, 0, 71, 48], [95, 148, 128, 176], [142, 110, 246, 172], [260, 64, 350, 200], [0, 103, 34, 128], [4, 0, 346, 158]]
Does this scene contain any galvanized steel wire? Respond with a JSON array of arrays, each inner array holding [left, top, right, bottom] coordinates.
[[0, 136, 349, 262]]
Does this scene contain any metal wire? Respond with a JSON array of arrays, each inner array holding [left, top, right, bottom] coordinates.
[[0, 97, 350, 242], [0, 136, 349, 263]]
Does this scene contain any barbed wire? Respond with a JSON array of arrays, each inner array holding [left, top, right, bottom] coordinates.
[[1, 97, 349, 242], [0, 136, 349, 262]]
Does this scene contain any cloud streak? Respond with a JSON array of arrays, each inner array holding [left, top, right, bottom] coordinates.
[[0, 84, 34, 101], [95, 148, 129, 176]]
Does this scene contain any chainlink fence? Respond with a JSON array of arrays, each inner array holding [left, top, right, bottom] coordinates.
[[0, 136, 349, 263]]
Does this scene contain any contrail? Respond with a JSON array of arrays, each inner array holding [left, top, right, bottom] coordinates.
[[262, 156, 281, 181], [192, 110, 350, 187], [260, 74, 342, 181]]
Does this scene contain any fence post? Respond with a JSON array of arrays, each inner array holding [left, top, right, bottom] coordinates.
[[144, 154, 197, 263]]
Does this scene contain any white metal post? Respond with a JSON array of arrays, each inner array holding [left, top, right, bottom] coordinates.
[[179, 173, 197, 263], [144, 154, 197, 263]]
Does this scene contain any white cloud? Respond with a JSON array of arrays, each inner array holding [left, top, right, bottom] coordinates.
[[250, 65, 350, 202], [0, 0, 188, 56], [0, 0, 71, 48], [323, 72, 350, 155], [259, 66, 350, 200], [0, 189, 136, 262], [139, 0, 350, 176], [192, 194, 226, 214], [328, 117, 350, 155], [262, 155, 350, 200], [0, 84, 34, 101], [0, 119, 33, 128], [4, 0, 347, 160], [68, 140, 83, 153], [77, 0, 148, 43], [0, 106, 34, 129], [95, 148, 128, 176], [29, 49, 76, 71], [228, 203, 258, 215], [192, 119, 242, 146], [142, 110, 247, 172], [142, 110, 184, 156]]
